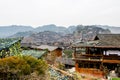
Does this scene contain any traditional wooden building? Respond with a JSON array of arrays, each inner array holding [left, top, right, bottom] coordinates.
[[38, 45, 63, 64], [30, 45, 63, 64], [72, 34, 120, 77], [31, 45, 62, 56]]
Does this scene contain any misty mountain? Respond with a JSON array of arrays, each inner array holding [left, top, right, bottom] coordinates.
[[33, 24, 67, 34], [73, 25, 111, 41], [65, 25, 77, 34], [7, 24, 76, 38], [0, 25, 33, 38], [0, 24, 120, 38], [9, 31, 36, 38], [92, 25, 120, 33], [74, 25, 111, 34]]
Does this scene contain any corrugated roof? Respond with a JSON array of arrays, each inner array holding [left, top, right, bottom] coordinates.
[[36, 45, 59, 51], [22, 50, 47, 58], [0, 38, 21, 50]]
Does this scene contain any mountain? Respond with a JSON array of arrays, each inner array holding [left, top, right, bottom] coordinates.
[[73, 25, 111, 41], [1, 24, 120, 38], [91, 25, 120, 33], [9, 31, 36, 38], [10, 24, 76, 38], [33, 24, 67, 34], [65, 25, 77, 34], [0, 25, 33, 38]]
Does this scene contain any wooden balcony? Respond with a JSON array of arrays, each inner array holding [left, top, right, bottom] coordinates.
[[73, 53, 102, 62], [74, 53, 103, 57], [73, 53, 120, 63]]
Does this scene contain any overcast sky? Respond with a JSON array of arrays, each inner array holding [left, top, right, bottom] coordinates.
[[0, 0, 120, 27]]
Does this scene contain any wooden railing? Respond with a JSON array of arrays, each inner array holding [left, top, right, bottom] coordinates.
[[103, 55, 120, 60], [73, 53, 120, 60], [73, 53, 103, 61]]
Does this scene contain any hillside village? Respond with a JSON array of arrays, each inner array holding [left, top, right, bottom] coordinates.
[[0, 25, 120, 80], [0, 0, 120, 79], [21, 25, 110, 49]]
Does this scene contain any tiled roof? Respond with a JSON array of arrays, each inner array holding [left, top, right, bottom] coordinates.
[[95, 34, 120, 46], [72, 34, 120, 48], [32, 45, 60, 51]]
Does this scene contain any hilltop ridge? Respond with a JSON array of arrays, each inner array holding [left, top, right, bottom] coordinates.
[[0, 24, 119, 38]]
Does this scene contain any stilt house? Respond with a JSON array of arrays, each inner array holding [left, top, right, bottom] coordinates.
[[72, 34, 120, 77]]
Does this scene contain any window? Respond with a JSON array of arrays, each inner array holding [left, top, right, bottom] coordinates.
[[78, 62, 100, 69], [76, 48, 86, 54]]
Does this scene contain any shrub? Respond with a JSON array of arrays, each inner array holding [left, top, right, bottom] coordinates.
[[0, 55, 48, 78], [112, 78, 120, 80], [63, 49, 73, 58]]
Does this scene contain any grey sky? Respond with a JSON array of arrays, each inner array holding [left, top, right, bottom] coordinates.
[[0, 0, 120, 27]]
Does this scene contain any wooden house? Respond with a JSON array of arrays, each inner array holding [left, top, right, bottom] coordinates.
[[32, 45, 62, 56], [72, 34, 120, 77], [31, 45, 63, 64]]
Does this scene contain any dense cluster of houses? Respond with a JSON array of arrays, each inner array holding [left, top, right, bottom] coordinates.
[[0, 34, 120, 79]]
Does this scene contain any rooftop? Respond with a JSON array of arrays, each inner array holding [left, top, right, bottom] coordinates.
[[72, 34, 120, 48], [22, 50, 47, 58], [95, 34, 120, 46], [32, 45, 61, 51]]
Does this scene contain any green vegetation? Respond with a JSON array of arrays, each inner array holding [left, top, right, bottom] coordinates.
[[57, 62, 65, 70], [63, 49, 73, 58], [112, 78, 120, 80], [0, 55, 48, 79], [72, 72, 82, 80], [0, 38, 22, 58], [0, 38, 21, 50], [9, 40, 22, 56]]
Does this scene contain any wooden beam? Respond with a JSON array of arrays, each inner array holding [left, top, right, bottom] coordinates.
[[103, 60, 120, 63]]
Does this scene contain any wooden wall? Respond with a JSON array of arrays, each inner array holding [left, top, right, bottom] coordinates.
[[75, 62, 104, 78], [46, 48, 62, 64]]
